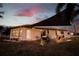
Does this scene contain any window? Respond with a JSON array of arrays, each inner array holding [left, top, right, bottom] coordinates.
[[67, 32, 70, 35], [61, 31, 64, 34], [12, 29, 19, 38]]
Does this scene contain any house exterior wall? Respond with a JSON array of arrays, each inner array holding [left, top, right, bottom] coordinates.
[[31, 28, 41, 40], [10, 28, 20, 40], [49, 30, 57, 39], [19, 27, 27, 40], [64, 31, 71, 38], [10, 27, 73, 42], [10, 27, 41, 41], [10, 27, 28, 41], [49, 30, 73, 43]]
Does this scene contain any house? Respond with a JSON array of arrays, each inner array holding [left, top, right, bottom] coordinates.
[[10, 25, 74, 43], [10, 25, 42, 41], [10, 10, 74, 43]]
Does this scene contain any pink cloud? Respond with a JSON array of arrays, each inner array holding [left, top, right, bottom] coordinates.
[[16, 7, 41, 17], [17, 9, 33, 17]]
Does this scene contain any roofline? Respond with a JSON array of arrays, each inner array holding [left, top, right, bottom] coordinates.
[[10, 24, 33, 29], [34, 27, 73, 32]]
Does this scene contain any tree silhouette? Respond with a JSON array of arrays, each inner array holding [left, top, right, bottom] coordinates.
[[56, 3, 79, 23], [0, 3, 4, 18], [56, 3, 79, 33]]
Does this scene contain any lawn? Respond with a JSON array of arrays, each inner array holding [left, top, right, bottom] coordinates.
[[0, 38, 79, 56]]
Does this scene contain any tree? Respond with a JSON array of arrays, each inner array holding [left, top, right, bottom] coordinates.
[[0, 3, 4, 18], [56, 3, 79, 23], [56, 3, 79, 33], [0, 26, 10, 40]]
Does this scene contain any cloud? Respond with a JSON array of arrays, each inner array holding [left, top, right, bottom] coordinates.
[[16, 6, 42, 17], [16, 9, 33, 17]]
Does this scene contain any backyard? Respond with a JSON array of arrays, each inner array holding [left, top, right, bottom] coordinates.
[[0, 37, 79, 56]]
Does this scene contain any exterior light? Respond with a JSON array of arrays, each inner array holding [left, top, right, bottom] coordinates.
[[70, 32, 74, 36]]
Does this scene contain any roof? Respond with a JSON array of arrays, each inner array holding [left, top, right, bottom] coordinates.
[[33, 10, 71, 26]]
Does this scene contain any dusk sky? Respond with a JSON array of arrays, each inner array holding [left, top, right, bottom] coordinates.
[[0, 3, 57, 26], [0, 3, 79, 31]]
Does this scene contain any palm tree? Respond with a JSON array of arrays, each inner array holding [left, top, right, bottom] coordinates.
[[56, 3, 79, 34], [0, 3, 4, 18], [0, 3, 4, 40]]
